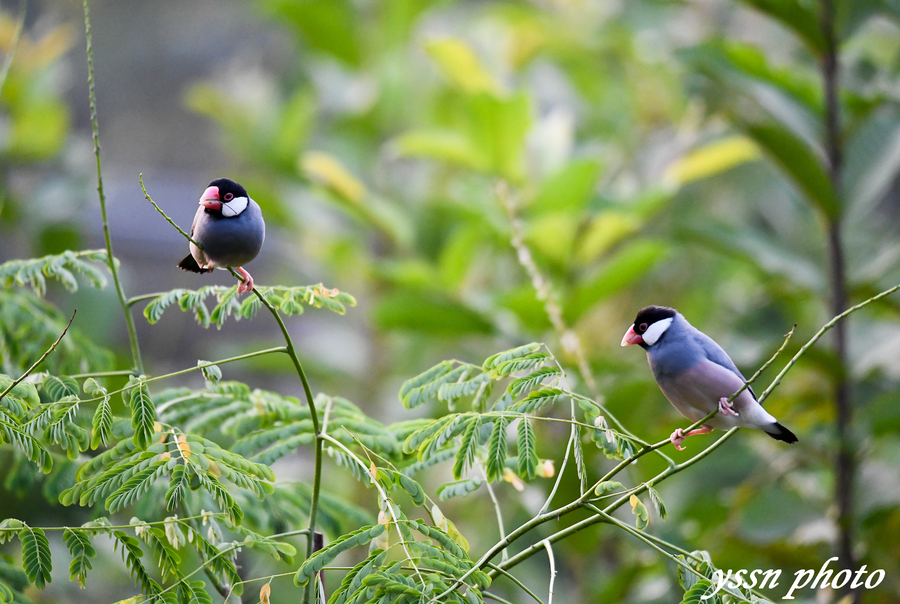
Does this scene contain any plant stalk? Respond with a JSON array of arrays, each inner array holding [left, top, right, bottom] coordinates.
[[84, 0, 143, 374], [819, 0, 857, 596]]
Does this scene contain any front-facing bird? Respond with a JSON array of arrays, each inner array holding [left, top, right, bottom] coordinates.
[[621, 305, 797, 450], [178, 178, 265, 294]]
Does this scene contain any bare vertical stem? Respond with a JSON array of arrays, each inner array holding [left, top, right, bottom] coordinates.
[[84, 0, 143, 374], [820, 0, 856, 598], [496, 182, 599, 400]]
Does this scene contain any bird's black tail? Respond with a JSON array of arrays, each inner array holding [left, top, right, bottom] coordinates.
[[764, 422, 798, 444], [177, 254, 213, 274]]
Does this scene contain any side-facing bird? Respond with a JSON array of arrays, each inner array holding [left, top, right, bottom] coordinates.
[[178, 178, 265, 294], [621, 305, 797, 450]]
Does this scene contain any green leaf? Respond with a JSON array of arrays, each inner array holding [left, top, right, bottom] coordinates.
[[507, 366, 562, 397], [106, 459, 168, 513], [737, 0, 824, 53], [530, 159, 602, 214], [373, 291, 492, 335], [425, 38, 499, 95], [648, 486, 668, 520], [664, 136, 760, 186], [595, 480, 624, 496], [294, 524, 385, 586], [488, 352, 550, 379], [392, 129, 485, 171], [485, 417, 508, 482], [629, 494, 649, 530], [399, 361, 454, 409], [18, 525, 52, 588], [87, 380, 112, 450], [129, 382, 156, 450], [452, 417, 480, 479], [744, 122, 841, 219], [516, 419, 538, 480], [680, 578, 715, 604], [199, 361, 222, 387], [63, 528, 96, 587], [438, 372, 490, 403], [143, 289, 187, 324], [436, 477, 482, 500], [482, 343, 541, 372], [508, 388, 565, 414], [395, 473, 426, 506], [566, 240, 670, 322], [466, 92, 531, 182], [42, 375, 79, 401], [266, 0, 361, 65]]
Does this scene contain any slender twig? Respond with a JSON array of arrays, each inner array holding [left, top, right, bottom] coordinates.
[[154, 528, 310, 600], [0, 311, 75, 403], [542, 540, 556, 604], [0, 514, 229, 534], [84, 1, 142, 374], [584, 504, 761, 603], [485, 564, 544, 604], [819, 0, 856, 595], [496, 182, 599, 400], [480, 464, 508, 562]]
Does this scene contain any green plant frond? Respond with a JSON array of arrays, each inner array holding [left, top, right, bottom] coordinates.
[[436, 477, 482, 500], [329, 549, 386, 604], [485, 416, 508, 482], [507, 366, 563, 397], [0, 250, 110, 296], [176, 579, 213, 604], [18, 524, 52, 589], [63, 528, 96, 588], [481, 343, 542, 372], [111, 530, 163, 596], [516, 418, 538, 480], [132, 523, 182, 582], [142, 283, 356, 328], [129, 382, 157, 450], [507, 388, 565, 414], [294, 524, 386, 587], [0, 291, 114, 376], [400, 362, 475, 409]]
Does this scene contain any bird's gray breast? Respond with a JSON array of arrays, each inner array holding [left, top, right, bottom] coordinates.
[[192, 200, 265, 268]]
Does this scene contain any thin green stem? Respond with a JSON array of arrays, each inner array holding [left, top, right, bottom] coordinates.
[[0, 311, 74, 403], [485, 564, 544, 604], [84, 1, 142, 374], [584, 504, 759, 603], [0, 514, 228, 533], [141, 175, 325, 604]]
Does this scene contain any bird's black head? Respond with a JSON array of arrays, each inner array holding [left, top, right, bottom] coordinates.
[[622, 305, 677, 349], [200, 178, 250, 217], [208, 178, 248, 201]]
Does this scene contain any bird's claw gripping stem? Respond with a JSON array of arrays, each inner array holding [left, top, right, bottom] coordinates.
[[718, 397, 739, 416], [236, 266, 254, 293]]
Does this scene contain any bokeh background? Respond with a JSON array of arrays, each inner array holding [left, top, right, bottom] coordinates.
[[1, 0, 899, 602]]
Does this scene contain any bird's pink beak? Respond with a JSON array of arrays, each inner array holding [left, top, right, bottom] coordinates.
[[621, 325, 643, 347], [200, 186, 221, 210]]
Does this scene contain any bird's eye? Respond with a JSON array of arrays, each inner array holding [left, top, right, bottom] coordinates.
[[223, 192, 234, 201], [639, 323, 648, 332]]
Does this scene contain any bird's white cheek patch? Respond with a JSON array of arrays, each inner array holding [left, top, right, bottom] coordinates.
[[642, 317, 673, 346], [221, 196, 249, 217]]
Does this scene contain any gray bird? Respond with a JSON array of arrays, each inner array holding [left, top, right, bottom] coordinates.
[[178, 178, 265, 294], [621, 305, 797, 450]]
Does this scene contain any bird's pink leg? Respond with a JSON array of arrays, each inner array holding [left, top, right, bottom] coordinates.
[[718, 397, 739, 416], [669, 426, 713, 451], [236, 267, 254, 293]]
